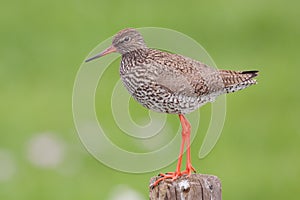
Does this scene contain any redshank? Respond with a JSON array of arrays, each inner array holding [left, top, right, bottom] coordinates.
[[85, 28, 258, 186]]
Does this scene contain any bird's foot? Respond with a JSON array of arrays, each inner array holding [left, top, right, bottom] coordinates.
[[150, 166, 196, 188], [180, 164, 196, 175], [150, 171, 181, 188]]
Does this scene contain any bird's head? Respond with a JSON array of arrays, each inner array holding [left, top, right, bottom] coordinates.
[[85, 28, 147, 62]]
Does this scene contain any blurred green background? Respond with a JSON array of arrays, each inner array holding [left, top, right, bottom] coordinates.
[[1, 0, 300, 199]]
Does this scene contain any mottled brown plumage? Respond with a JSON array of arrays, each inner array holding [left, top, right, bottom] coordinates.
[[85, 28, 258, 187], [120, 44, 257, 114]]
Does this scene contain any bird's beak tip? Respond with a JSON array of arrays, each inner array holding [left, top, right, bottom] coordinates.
[[85, 45, 117, 63], [85, 58, 92, 63]]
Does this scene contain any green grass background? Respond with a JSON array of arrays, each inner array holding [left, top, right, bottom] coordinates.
[[1, 0, 300, 199]]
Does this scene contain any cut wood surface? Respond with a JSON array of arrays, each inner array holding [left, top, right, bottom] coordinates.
[[149, 174, 221, 200]]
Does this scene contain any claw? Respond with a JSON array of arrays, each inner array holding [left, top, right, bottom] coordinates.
[[150, 171, 181, 187], [150, 166, 197, 188], [181, 164, 196, 175]]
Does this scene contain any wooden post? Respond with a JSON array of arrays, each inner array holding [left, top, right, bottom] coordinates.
[[149, 174, 221, 200]]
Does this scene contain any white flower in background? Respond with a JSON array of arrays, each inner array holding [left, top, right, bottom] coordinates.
[[27, 132, 65, 168], [107, 185, 145, 200]]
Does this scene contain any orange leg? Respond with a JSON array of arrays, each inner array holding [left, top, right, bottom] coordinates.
[[179, 114, 196, 175], [151, 114, 196, 187]]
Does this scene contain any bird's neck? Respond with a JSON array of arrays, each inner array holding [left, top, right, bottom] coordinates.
[[120, 48, 149, 75], [122, 48, 149, 58]]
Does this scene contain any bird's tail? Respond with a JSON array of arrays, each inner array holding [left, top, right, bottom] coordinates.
[[219, 70, 259, 93]]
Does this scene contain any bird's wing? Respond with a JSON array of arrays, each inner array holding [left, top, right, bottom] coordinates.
[[147, 49, 223, 96], [154, 66, 196, 96]]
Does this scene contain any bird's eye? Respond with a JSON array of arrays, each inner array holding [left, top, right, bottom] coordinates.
[[124, 36, 130, 42]]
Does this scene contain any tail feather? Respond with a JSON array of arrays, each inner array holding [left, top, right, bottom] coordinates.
[[219, 70, 259, 93]]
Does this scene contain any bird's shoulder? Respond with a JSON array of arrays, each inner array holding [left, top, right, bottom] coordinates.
[[145, 49, 210, 73]]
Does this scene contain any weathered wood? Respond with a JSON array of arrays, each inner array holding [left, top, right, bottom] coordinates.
[[149, 174, 221, 200]]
